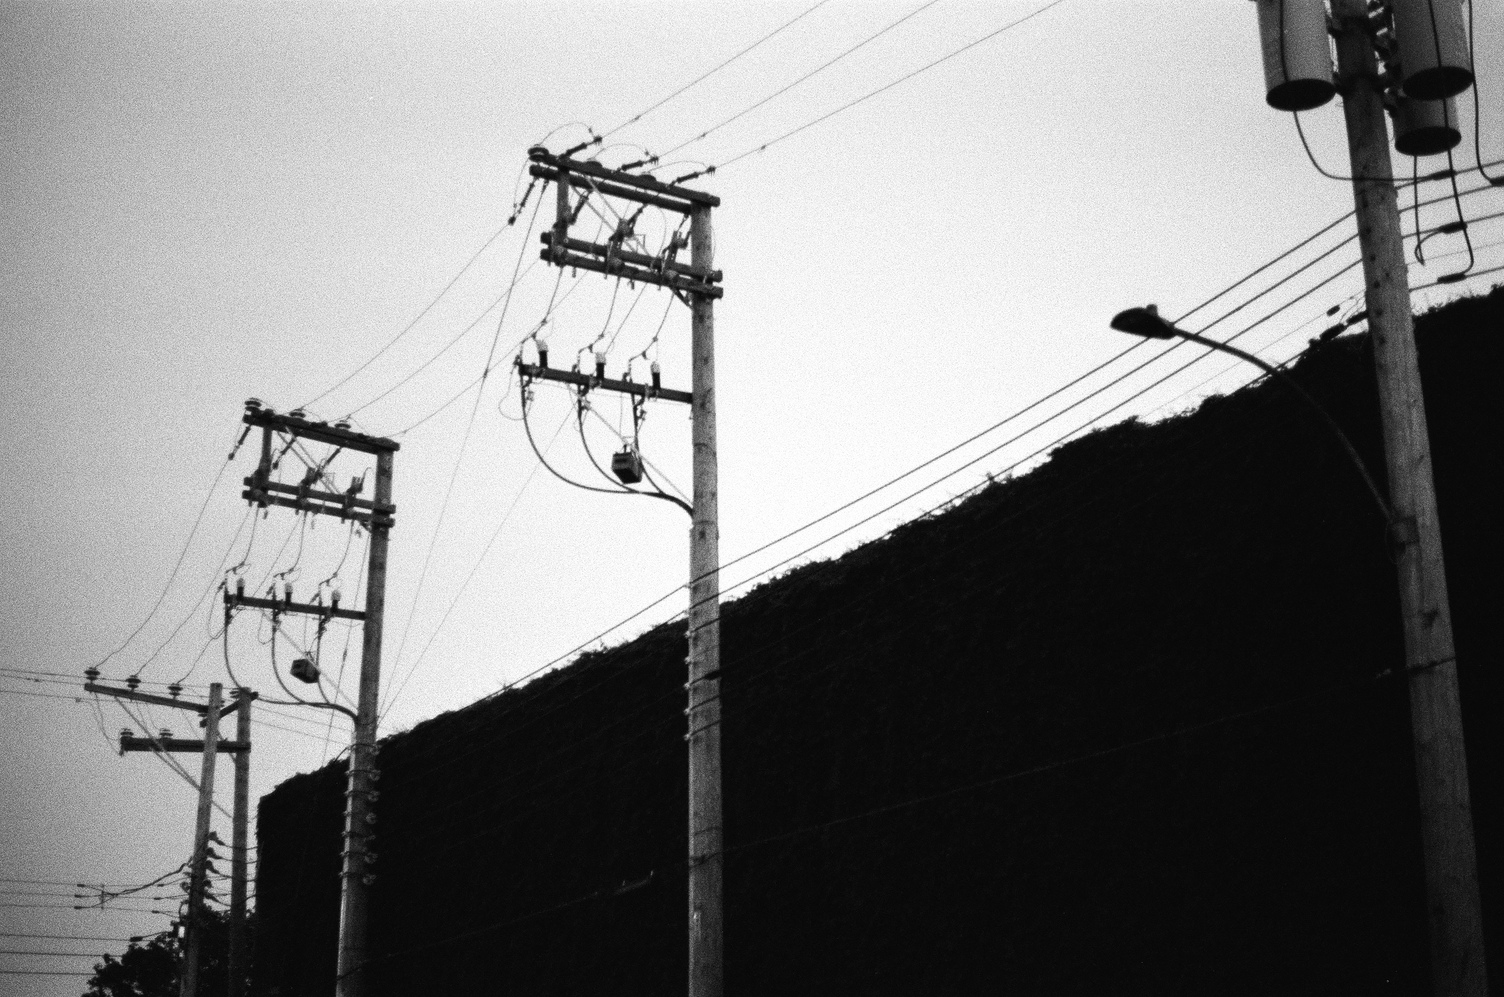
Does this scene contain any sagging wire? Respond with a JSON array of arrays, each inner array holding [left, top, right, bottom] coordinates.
[[101, 444, 235, 676], [251, 518, 305, 645], [599, 0, 832, 138], [586, 404, 692, 505], [696, 0, 1075, 178], [345, 259, 542, 419], [316, 521, 359, 609], [300, 168, 545, 415], [590, 142, 654, 168], [605, 283, 650, 357], [533, 121, 598, 153], [321, 527, 368, 762], [654, 0, 945, 163], [271, 515, 309, 602], [519, 380, 636, 500], [518, 374, 690, 515], [578, 278, 624, 372], [223, 618, 353, 721], [1466, 0, 1504, 186], [377, 412, 565, 724], [393, 259, 587, 438], [564, 381, 692, 516], [1433, 148, 1476, 282], [276, 616, 353, 716], [130, 504, 254, 684], [76, 863, 189, 911], [385, 177, 545, 702], [113, 698, 234, 821]]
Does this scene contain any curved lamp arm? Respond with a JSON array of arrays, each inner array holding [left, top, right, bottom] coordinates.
[[1110, 305, 1392, 523]]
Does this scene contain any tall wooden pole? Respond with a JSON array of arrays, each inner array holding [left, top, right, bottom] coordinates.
[[180, 683, 222, 997], [228, 689, 251, 997], [1331, 3, 1486, 992], [686, 202, 723, 997], [335, 450, 393, 997]]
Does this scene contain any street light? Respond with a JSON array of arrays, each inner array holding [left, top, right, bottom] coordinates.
[[1109, 305, 1392, 523]]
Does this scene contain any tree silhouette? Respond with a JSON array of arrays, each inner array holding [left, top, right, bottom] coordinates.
[[84, 910, 242, 997]]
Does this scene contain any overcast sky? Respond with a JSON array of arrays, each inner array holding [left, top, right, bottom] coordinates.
[[3, 2, 1501, 993]]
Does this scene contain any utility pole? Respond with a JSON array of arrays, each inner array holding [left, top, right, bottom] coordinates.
[[1329, 1, 1486, 992], [228, 688, 251, 997], [86, 676, 254, 997], [335, 445, 393, 997], [685, 200, 722, 997], [522, 145, 724, 997], [181, 683, 222, 997], [232, 401, 398, 997]]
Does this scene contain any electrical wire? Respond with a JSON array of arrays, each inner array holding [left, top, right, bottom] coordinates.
[[384, 190, 546, 716], [1466, 0, 1504, 186], [298, 221, 521, 412], [378, 408, 569, 723], [96, 451, 233, 676], [600, 0, 834, 139], [322, 530, 368, 762], [131, 506, 252, 682], [374, 179, 1504, 791], [656, 0, 946, 162], [343, 260, 542, 419], [380, 196, 1386, 783], [699, 0, 1075, 177], [112, 700, 234, 822]]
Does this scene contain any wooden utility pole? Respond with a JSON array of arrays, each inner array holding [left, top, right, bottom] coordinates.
[[181, 683, 222, 997], [685, 201, 723, 997], [228, 688, 252, 997], [523, 146, 725, 997], [87, 675, 253, 997], [1331, 2, 1486, 992], [335, 447, 393, 997], [233, 401, 398, 997]]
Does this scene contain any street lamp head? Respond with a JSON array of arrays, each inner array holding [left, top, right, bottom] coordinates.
[[1110, 304, 1178, 340]]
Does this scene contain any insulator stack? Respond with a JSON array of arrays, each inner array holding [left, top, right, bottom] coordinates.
[[1392, 0, 1474, 100], [1253, 0, 1336, 111], [1393, 95, 1461, 156]]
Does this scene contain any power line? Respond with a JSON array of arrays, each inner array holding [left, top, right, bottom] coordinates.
[[705, 0, 1076, 176], [381, 197, 1379, 786], [298, 221, 522, 413], [383, 193, 545, 721], [94, 448, 234, 676], [343, 261, 542, 419], [600, 0, 835, 139], [656, 0, 947, 162], [379, 408, 569, 723], [130, 505, 253, 682]]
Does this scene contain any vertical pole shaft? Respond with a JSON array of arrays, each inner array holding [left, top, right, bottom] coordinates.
[[686, 204, 723, 997], [554, 169, 571, 263], [1331, 4, 1486, 993], [180, 683, 222, 997], [228, 690, 251, 997], [335, 451, 392, 997]]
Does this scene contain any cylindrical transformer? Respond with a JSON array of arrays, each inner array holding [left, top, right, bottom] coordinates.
[[1393, 0, 1473, 100], [1253, 0, 1336, 111], [1394, 96, 1461, 156]]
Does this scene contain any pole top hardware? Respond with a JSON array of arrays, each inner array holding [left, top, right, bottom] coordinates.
[[528, 147, 720, 209], [242, 404, 399, 455]]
